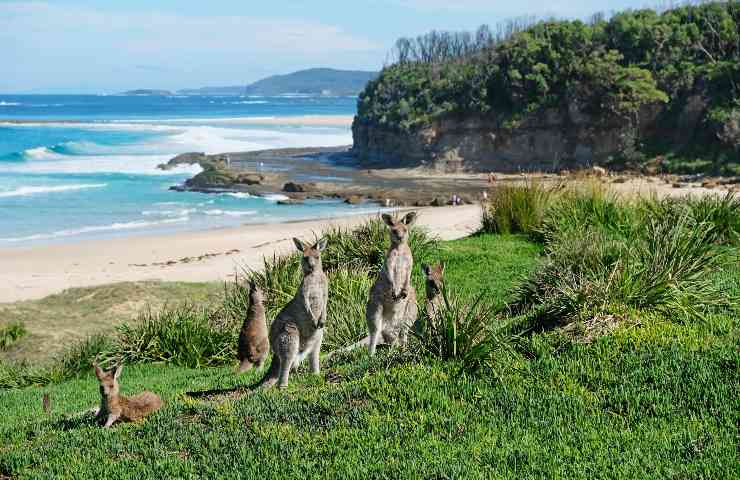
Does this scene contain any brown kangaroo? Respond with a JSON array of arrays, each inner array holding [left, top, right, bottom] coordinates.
[[422, 263, 445, 318], [237, 281, 269, 373], [93, 363, 162, 428]]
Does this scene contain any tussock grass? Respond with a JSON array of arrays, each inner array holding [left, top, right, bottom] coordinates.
[[0, 322, 27, 350], [480, 180, 555, 236]]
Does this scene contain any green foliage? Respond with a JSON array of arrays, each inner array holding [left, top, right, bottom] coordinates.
[[112, 305, 237, 368], [510, 189, 737, 328], [0, 322, 27, 350], [358, 2, 740, 166], [414, 290, 491, 361], [480, 180, 555, 236]]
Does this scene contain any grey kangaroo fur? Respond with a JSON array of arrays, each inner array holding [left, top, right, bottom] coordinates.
[[93, 363, 162, 428], [237, 281, 269, 373], [257, 237, 329, 388], [366, 212, 418, 355]]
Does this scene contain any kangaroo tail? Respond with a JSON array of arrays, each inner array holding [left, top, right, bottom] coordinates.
[[325, 336, 371, 359], [253, 353, 280, 389]]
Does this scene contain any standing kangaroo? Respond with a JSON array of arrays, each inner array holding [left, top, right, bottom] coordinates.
[[422, 263, 445, 318], [93, 363, 162, 428], [257, 237, 329, 389], [366, 212, 418, 355], [237, 282, 269, 373]]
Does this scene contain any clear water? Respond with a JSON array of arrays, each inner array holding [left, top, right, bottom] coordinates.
[[0, 95, 374, 246]]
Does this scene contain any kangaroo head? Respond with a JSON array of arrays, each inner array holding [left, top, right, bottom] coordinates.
[[422, 263, 445, 298], [248, 281, 264, 305], [94, 363, 122, 398], [293, 237, 328, 274], [382, 212, 417, 245]]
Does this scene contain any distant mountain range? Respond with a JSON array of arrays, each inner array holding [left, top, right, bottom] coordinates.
[[121, 68, 377, 97]]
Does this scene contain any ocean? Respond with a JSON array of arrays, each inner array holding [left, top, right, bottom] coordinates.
[[0, 94, 373, 246]]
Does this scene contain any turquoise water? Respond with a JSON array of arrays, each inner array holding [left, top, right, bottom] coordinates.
[[0, 95, 375, 245]]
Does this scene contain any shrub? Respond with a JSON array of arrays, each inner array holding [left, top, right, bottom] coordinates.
[[413, 289, 492, 367], [0, 322, 27, 350], [113, 305, 237, 368], [537, 182, 635, 244], [511, 213, 732, 330], [480, 180, 556, 236], [323, 267, 374, 351], [641, 192, 740, 246]]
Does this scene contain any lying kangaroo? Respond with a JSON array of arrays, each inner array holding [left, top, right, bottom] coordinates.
[[237, 281, 269, 373], [366, 212, 418, 355], [422, 263, 445, 318], [257, 237, 329, 389], [93, 363, 162, 428]]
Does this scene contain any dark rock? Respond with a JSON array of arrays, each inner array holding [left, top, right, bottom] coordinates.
[[430, 197, 445, 207], [235, 174, 264, 185], [283, 182, 316, 193], [277, 199, 304, 205], [343, 195, 364, 205]]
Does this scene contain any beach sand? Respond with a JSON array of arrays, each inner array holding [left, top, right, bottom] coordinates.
[[0, 205, 482, 303]]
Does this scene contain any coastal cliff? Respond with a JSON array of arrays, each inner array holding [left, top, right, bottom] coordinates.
[[353, 105, 667, 173], [352, 3, 740, 174]]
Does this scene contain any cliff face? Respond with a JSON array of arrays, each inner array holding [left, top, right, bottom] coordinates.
[[352, 103, 676, 173]]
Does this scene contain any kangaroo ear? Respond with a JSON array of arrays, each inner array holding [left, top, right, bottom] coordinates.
[[403, 211, 417, 226], [314, 237, 328, 252], [381, 213, 394, 227], [293, 237, 305, 252], [113, 364, 123, 380], [422, 264, 431, 276], [94, 365, 104, 380]]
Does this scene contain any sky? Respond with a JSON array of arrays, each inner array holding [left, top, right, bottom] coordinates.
[[2, 0, 657, 94]]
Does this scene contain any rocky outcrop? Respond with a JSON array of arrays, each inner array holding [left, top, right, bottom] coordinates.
[[352, 102, 686, 173]]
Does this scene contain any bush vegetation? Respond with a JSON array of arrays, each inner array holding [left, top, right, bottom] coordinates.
[[0, 322, 27, 350], [357, 2, 740, 171]]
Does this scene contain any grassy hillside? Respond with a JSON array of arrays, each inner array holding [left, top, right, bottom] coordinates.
[[1, 192, 738, 478], [0, 281, 223, 362], [356, 2, 740, 173]]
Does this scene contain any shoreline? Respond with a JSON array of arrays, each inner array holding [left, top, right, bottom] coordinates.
[[0, 114, 355, 127], [0, 205, 482, 303]]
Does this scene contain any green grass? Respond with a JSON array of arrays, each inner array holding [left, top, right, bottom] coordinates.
[[1, 231, 738, 478]]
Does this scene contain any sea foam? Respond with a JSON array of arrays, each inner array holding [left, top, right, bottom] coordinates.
[[0, 183, 108, 198]]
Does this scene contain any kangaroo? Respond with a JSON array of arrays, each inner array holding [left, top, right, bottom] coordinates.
[[257, 237, 329, 389], [366, 212, 418, 355], [237, 281, 269, 373], [93, 363, 162, 428], [422, 263, 445, 318]]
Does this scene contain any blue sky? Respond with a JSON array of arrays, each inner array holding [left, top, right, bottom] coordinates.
[[3, 0, 654, 93]]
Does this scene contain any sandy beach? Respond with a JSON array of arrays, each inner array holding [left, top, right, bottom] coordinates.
[[0, 205, 481, 303]]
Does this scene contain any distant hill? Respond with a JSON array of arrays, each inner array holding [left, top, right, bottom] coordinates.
[[121, 89, 173, 96], [178, 68, 377, 96]]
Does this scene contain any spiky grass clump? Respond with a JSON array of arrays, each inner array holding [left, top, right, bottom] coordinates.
[[322, 217, 440, 274], [641, 192, 740, 246], [537, 182, 634, 244], [480, 180, 556, 236], [416, 289, 495, 360], [323, 267, 374, 351], [0, 322, 27, 350], [112, 305, 237, 368], [512, 215, 731, 329]]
